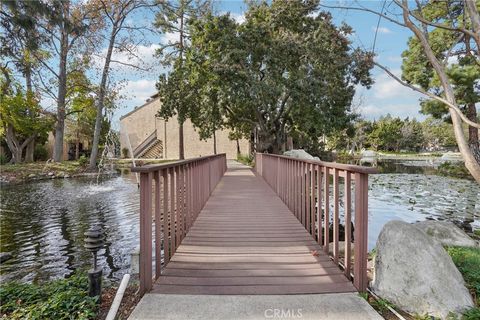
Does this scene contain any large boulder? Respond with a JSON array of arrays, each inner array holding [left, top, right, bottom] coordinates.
[[372, 220, 474, 319], [283, 149, 320, 161], [415, 220, 477, 247]]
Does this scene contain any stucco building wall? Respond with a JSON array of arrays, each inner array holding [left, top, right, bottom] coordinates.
[[120, 96, 249, 159]]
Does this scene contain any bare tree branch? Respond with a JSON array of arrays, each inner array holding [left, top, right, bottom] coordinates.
[[374, 61, 480, 129], [108, 58, 145, 70], [319, 2, 406, 27]]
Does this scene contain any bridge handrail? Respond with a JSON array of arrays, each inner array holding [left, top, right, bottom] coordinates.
[[131, 154, 223, 173], [255, 152, 376, 291], [133, 153, 227, 295]]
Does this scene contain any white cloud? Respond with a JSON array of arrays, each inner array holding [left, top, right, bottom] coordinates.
[[372, 26, 392, 34], [372, 70, 422, 100], [112, 44, 160, 70], [93, 44, 162, 74], [230, 13, 245, 24], [360, 103, 424, 120], [219, 11, 245, 24], [162, 32, 179, 44], [119, 79, 157, 108]]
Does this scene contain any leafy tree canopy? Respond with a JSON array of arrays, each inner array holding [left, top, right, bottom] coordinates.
[[401, 0, 479, 143], [159, 0, 374, 154]]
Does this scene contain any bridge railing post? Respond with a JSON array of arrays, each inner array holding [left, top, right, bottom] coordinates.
[[139, 172, 153, 295], [254, 152, 375, 293], [133, 154, 227, 296], [353, 172, 368, 292]]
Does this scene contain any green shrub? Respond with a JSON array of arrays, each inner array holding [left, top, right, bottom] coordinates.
[[78, 155, 88, 167], [462, 307, 480, 320], [438, 162, 471, 179], [446, 246, 480, 300], [33, 144, 49, 161], [358, 292, 368, 301], [0, 154, 7, 165], [237, 153, 254, 166], [0, 273, 97, 320], [371, 298, 394, 313], [122, 147, 129, 158], [446, 246, 480, 319]]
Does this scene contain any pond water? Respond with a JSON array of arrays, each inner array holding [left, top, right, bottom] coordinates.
[[0, 159, 478, 283], [0, 175, 140, 284]]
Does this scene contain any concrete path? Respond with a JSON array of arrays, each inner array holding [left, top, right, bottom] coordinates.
[[128, 293, 382, 320]]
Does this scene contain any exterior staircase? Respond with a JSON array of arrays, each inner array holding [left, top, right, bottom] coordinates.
[[133, 130, 163, 159], [141, 140, 163, 159]]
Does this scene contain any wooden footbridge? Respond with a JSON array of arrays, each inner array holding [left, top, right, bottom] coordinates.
[[132, 153, 376, 297]]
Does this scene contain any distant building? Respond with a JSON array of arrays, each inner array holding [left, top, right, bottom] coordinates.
[[45, 119, 90, 161], [119, 94, 250, 159]]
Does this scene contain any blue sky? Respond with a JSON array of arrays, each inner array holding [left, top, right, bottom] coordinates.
[[112, 0, 425, 126]]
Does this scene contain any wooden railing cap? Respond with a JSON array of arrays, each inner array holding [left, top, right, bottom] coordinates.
[[256, 153, 378, 174], [131, 153, 226, 173]]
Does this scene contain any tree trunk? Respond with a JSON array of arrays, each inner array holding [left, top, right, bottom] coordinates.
[[24, 61, 35, 163], [5, 124, 36, 164], [5, 125, 22, 163], [400, 0, 480, 182], [25, 140, 34, 162], [236, 139, 240, 155], [179, 121, 185, 159], [25, 63, 33, 94], [89, 22, 118, 169], [467, 102, 480, 163], [177, 7, 185, 160], [75, 136, 80, 160], [465, 0, 480, 53], [213, 130, 217, 155], [53, 4, 69, 163]]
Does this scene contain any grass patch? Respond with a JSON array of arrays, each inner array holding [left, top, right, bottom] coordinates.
[[1, 161, 82, 173], [437, 162, 472, 180], [0, 273, 97, 320], [0, 161, 87, 180], [446, 246, 480, 318], [446, 247, 480, 303], [236, 153, 254, 166], [371, 298, 395, 314], [377, 151, 443, 157]]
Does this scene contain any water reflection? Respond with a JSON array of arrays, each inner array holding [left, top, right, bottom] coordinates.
[[367, 173, 479, 250], [0, 175, 139, 283]]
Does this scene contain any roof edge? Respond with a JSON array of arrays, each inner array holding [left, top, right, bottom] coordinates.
[[120, 93, 160, 121]]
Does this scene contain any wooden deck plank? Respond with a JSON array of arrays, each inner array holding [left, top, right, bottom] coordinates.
[[157, 274, 352, 286], [162, 268, 342, 277], [152, 283, 356, 295], [153, 161, 355, 295]]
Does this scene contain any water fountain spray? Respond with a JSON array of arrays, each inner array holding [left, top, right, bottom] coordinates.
[[120, 121, 139, 187], [96, 110, 118, 184]]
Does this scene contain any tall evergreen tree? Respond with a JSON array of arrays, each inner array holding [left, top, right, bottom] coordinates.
[[154, 0, 211, 159]]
